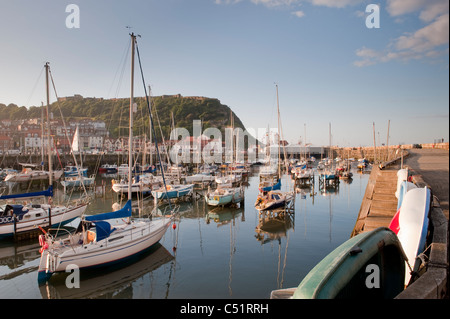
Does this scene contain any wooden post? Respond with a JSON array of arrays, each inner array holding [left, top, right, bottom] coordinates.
[[372, 122, 377, 164]]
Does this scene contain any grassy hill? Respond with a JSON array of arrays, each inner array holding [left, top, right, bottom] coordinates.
[[0, 94, 247, 141]]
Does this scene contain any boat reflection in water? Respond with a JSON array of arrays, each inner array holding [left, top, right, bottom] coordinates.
[[39, 243, 174, 299], [255, 207, 295, 291], [255, 209, 294, 244]]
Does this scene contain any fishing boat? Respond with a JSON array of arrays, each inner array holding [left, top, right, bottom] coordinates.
[[37, 33, 175, 285], [0, 186, 88, 239], [255, 190, 294, 211], [394, 186, 431, 286], [287, 227, 406, 299], [151, 184, 194, 200], [204, 186, 244, 207]]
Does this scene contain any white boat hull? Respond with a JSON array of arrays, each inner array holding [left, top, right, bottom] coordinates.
[[5, 170, 63, 182], [38, 218, 171, 283], [0, 204, 87, 238], [396, 187, 431, 286]]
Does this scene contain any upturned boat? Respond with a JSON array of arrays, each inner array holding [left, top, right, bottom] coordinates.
[[286, 227, 407, 299]]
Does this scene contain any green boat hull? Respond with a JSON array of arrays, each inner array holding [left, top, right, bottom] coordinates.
[[294, 227, 407, 299]]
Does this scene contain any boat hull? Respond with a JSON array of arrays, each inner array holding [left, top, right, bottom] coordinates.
[[61, 178, 95, 188], [38, 218, 171, 284], [151, 185, 194, 200], [396, 187, 431, 285], [0, 204, 87, 239], [293, 227, 406, 299]]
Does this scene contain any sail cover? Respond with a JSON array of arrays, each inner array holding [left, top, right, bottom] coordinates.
[[85, 200, 132, 222], [0, 186, 53, 200]]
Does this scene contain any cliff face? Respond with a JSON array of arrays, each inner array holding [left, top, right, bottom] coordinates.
[[1, 94, 247, 140]]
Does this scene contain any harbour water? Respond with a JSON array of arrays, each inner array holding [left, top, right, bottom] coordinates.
[[0, 166, 370, 299]]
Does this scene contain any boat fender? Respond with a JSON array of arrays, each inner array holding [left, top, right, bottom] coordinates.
[[39, 234, 45, 246], [349, 246, 363, 256], [38, 235, 49, 253]]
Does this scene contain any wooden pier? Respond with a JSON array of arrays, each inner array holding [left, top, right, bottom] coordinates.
[[351, 167, 398, 236]]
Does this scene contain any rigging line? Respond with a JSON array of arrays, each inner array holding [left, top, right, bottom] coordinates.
[[25, 66, 45, 106], [48, 67, 90, 199], [134, 40, 172, 210], [47, 66, 88, 238], [106, 37, 132, 99]]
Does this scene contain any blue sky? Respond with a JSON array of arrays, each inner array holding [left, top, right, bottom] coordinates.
[[0, 0, 448, 146]]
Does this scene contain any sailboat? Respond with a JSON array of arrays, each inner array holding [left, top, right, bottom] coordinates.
[[151, 183, 194, 200], [1, 63, 88, 239], [255, 84, 294, 211], [205, 186, 244, 207], [37, 33, 173, 284], [0, 186, 87, 239], [4, 113, 63, 183], [4, 164, 63, 183], [61, 125, 95, 189]]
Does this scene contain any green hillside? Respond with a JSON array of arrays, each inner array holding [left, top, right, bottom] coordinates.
[[0, 95, 247, 141]]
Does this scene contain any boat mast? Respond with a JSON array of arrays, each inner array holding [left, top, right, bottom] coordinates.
[[276, 84, 281, 179], [45, 62, 53, 186], [129, 33, 136, 200], [41, 102, 45, 169]]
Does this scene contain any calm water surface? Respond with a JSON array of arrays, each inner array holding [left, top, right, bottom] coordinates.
[[0, 167, 370, 299]]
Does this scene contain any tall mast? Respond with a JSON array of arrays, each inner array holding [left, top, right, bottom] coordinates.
[[41, 102, 45, 168], [45, 62, 53, 186], [148, 85, 153, 167], [128, 33, 136, 200], [276, 84, 281, 178]]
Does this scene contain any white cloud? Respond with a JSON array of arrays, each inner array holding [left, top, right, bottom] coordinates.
[[386, 0, 449, 22], [250, 0, 301, 7], [355, 0, 449, 66], [308, 0, 363, 9], [215, 0, 243, 4], [395, 13, 449, 52], [291, 10, 305, 18]]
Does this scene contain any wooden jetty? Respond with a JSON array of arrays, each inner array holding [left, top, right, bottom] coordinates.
[[351, 167, 398, 236]]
